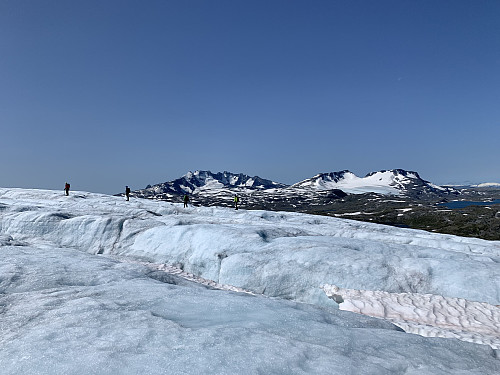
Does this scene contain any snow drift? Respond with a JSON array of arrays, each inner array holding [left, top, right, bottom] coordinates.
[[322, 285, 500, 349]]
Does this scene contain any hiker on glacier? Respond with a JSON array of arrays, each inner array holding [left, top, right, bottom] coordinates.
[[64, 182, 70, 196], [183, 194, 189, 208], [125, 186, 131, 201], [234, 195, 239, 210]]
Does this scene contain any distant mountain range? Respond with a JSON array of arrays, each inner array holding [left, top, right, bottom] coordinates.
[[127, 169, 459, 208]]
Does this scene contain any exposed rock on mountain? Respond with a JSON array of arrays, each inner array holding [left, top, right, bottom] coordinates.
[[125, 169, 459, 210]]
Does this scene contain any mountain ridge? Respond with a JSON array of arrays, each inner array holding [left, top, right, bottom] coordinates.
[[292, 168, 456, 196], [137, 170, 287, 198], [133, 169, 455, 197], [125, 169, 460, 209]]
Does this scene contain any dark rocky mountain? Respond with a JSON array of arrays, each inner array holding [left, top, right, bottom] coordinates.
[[131, 170, 288, 201]]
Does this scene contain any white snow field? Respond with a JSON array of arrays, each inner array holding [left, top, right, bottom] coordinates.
[[1, 188, 500, 374], [292, 170, 418, 195]]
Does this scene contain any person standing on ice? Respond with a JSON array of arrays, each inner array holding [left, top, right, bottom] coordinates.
[[64, 182, 70, 196], [234, 194, 239, 210], [125, 186, 131, 201], [183, 194, 189, 208]]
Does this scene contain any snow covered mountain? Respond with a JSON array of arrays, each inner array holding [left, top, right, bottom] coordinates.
[[474, 182, 500, 188], [133, 170, 288, 200], [1, 188, 499, 374], [154, 170, 286, 192], [292, 169, 457, 197], [127, 169, 458, 210]]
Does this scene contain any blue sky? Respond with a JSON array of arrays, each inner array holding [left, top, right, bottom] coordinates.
[[1, 0, 499, 194]]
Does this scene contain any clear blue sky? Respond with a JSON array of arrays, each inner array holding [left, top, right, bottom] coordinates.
[[1, 0, 499, 194]]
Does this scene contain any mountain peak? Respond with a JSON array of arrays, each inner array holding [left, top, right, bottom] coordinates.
[[365, 169, 422, 180], [139, 170, 288, 196], [293, 169, 454, 197]]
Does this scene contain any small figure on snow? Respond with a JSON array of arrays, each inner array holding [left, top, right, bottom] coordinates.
[[183, 194, 189, 208], [234, 194, 239, 210], [64, 182, 70, 196], [125, 186, 131, 201]]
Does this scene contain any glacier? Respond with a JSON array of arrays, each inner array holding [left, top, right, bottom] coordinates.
[[0, 188, 499, 374]]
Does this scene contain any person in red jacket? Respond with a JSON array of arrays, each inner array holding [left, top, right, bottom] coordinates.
[[64, 182, 70, 196]]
